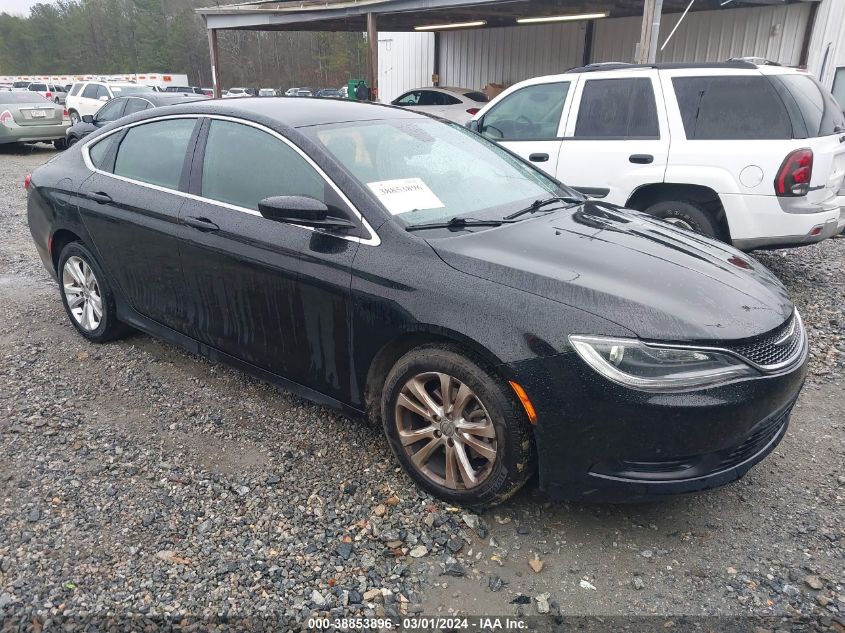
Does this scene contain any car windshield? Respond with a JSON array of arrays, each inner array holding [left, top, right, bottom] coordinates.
[[110, 85, 147, 95], [0, 92, 49, 104], [304, 118, 572, 226]]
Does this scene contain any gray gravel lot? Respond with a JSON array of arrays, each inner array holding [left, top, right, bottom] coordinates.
[[0, 144, 843, 630]]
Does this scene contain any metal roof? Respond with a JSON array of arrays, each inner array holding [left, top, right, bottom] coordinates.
[[197, 0, 804, 32]]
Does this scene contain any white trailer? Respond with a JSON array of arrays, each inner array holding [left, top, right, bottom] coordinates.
[[0, 73, 190, 90]]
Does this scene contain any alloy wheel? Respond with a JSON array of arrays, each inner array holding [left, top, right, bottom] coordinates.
[[62, 255, 103, 331], [395, 372, 497, 490]]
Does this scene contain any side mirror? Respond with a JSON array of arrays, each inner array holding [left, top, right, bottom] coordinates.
[[81, 114, 94, 124], [258, 196, 357, 231], [466, 119, 480, 132], [98, 95, 109, 102]]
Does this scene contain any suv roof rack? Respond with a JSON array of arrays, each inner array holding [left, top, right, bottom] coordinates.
[[566, 60, 757, 73], [726, 56, 781, 66]]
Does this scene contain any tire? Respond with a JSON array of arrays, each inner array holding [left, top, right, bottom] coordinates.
[[381, 344, 535, 508], [68, 110, 80, 125], [53, 137, 67, 151], [644, 200, 718, 239], [66, 135, 78, 148], [57, 242, 131, 343]]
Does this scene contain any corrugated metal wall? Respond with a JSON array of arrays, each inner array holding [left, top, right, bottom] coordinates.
[[378, 31, 434, 103], [439, 22, 586, 90], [806, 0, 845, 90], [592, 3, 812, 65]]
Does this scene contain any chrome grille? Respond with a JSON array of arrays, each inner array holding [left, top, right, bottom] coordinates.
[[726, 312, 804, 370]]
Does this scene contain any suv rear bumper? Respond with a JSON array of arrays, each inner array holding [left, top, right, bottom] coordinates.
[[724, 193, 843, 250]]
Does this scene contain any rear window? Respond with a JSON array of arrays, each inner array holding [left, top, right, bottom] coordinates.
[[463, 91, 489, 103], [769, 74, 845, 138], [672, 76, 792, 140], [113, 118, 197, 189], [0, 92, 48, 104], [29, 83, 48, 91]]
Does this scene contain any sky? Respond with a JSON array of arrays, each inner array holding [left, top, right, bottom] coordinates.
[[2, 0, 41, 17]]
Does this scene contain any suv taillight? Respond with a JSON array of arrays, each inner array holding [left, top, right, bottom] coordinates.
[[45, 92, 52, 98], [775, 148, 813, 197]]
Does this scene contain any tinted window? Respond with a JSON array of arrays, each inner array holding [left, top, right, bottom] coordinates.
[[95, 98, 126, 122], [29, 83, 47, 91], [69, 83, 83, 96], [770, 74, 845, 138], [480, 82, 569, 140], [672, 76, 792, 140], [89, 133, 120, 170], [395, 91, 421, 105], [123, 98, 150, 116], [114, 119, 196, 189], [574, 78, 659, 138], [463, 91, 489, 103], [832, 68, 845, 114], [201, 120, 326, 211], [81, 84, 100, 99]]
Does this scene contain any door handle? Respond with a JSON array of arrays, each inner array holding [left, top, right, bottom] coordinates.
[[529, 153, 549, 163], [629, 154, 654, 164], [88, 191, 112, 204], [183, 216, 219, 232]]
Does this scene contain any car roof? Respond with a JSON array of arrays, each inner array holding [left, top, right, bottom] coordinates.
[[127, 92, 208, 106], [141, 96, 421, 128]]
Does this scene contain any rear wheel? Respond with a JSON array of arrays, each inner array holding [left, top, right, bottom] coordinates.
[[57, 242, 131, 342], [66, 135, 78, 148], [381, 344, 534, 508], [68, 110, 80, 125], [53, 138, 67, 151], [644, 200, 718, 239]]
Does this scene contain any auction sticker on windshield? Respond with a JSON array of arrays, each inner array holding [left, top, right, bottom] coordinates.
[[367, 178, 444, 215]]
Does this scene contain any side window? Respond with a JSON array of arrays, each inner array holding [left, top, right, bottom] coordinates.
[[416, 91, 442, 106], [96, 85, 110, 100], [832, 68, 845, 114], [69, 83, 83, 96], [113, 118, 197, 189], [672, 76, 792, 140], [480, 82, 569, 141], [88, 133, 121, 171], [201, 119, 328, 211], [95, 98, 126, 122], [81, 84, 99, 99], [574, 78, 659, 139], [123, 98, 150, 116], [396, 91, 421, 105]]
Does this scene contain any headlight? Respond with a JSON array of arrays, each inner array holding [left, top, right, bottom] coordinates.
[[569, 335, 757, 392]]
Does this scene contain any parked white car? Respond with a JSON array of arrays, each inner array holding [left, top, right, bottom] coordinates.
[[470, 62, 845, 250], [391, 87, 489, 124], [223, 87, 251, 98], [25, 82, 66, 104], [258, 88, 276, 97], [65, 81, 151, 124]]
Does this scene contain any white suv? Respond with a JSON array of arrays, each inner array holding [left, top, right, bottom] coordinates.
[[65, 81, 152, 124], [470, 61, 845, 250]]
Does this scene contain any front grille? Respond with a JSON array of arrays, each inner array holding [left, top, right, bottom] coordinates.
[[725, 312, 803, 369]]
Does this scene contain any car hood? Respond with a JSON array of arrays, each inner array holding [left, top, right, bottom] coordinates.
[[429, 202, 793, 342]]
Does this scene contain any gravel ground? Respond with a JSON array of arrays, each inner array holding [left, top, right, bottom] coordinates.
[[0, 144, 843, 631]]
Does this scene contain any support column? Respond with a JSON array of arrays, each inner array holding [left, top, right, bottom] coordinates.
[[635, 0, 664, 64], [367, 12, 378, 101], [207, 27, 221, 98]]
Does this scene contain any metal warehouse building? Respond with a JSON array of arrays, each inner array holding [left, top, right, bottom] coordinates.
[[198, 0, 845, 104]]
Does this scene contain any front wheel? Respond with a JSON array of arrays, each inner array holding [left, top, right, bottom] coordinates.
[[57, 242, 131, 342], [644, 200, 718, 239], [381, 344, 535, 508]]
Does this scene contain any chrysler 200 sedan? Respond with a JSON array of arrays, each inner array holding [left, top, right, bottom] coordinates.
[[26, 98, 807, 507]]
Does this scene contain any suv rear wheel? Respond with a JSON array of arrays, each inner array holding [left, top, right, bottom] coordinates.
[[645, 200, 718, 238], [381, 344, 535, 508], [68, 110, 80, 125]]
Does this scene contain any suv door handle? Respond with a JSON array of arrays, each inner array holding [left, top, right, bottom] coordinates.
[[87, 191, 112, 204], [529, 153, 549, 163], [629, 154, 654, 164], [184, 216, 219, 232]]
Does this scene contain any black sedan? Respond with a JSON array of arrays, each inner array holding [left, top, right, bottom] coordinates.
[[64, 92, 207, 147], [26, 98, 807, 507]]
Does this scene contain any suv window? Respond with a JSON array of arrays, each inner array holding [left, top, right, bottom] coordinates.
[[480, 82, 569, 140], [29, 83, 47, 92], [574, 78, 659, 139], [68, 83, 83, 97], [201, 120, 327, 211], [770, 74, 845, 138], [113, 118, 197, 189], [95, 98, 126, 122], [81, 84, 100, 99], [672, 76, 792, 140]]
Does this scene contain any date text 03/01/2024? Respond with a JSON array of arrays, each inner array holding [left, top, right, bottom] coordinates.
[[307, 616, 528, 630]]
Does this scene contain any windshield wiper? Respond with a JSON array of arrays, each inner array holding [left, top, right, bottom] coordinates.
[[405, 216, 519, 232], [504, 195, 584, 220]]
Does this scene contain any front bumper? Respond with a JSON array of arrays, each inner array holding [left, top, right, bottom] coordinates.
[[507, 347, 807, 502]]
